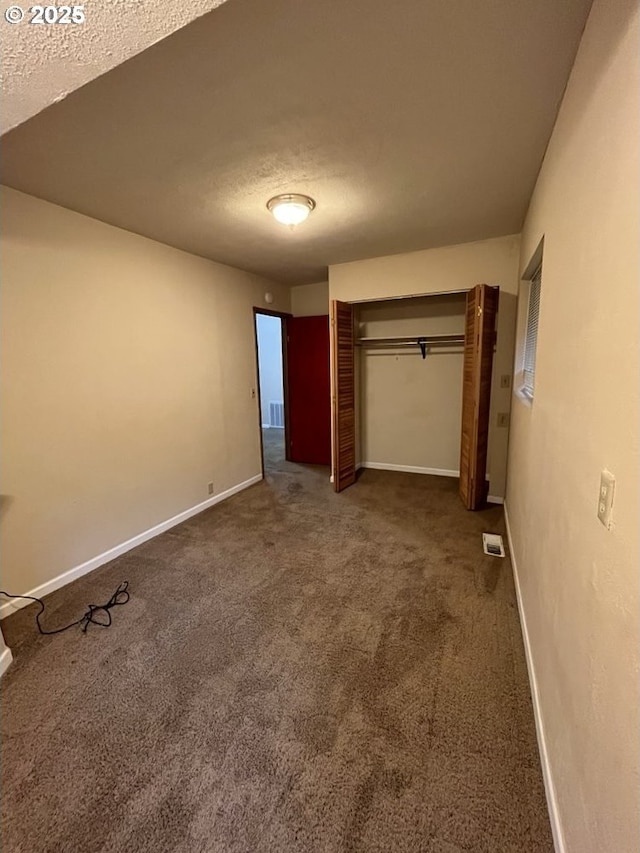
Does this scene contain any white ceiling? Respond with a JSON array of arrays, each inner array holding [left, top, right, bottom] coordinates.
[[0, 0, 230, 133], [0, 0, 592, 284]]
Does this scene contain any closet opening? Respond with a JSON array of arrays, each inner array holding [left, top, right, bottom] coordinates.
[[330, 285, 498, 509]]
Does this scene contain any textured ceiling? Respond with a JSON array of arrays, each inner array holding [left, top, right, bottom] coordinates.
[[1, 0, 592, 284], [0, 0, 230, 133]]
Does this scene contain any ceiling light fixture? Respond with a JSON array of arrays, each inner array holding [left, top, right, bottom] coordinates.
[[267, 193, 316, 226]]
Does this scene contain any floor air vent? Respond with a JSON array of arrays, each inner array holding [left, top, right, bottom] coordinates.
[[269, 401, 285, 428], [482, 533, 505, 557]]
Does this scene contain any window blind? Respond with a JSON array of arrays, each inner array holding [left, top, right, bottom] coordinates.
[[523, 265, 541, 398]]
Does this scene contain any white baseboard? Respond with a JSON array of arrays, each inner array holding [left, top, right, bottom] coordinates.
[[360, 463, 503, 501], [0, 647, 13, 677], [336, 465, 501, 498], [362, 462, 459, 478], [0, 473, 263, 621], [504, 503, 565, 853]]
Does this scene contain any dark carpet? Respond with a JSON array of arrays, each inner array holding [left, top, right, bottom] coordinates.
[[1, 430, 552, 852]]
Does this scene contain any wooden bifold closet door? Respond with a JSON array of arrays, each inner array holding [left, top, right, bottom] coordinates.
[[459, 284, 499, 510], [330, 300, 356, 492]]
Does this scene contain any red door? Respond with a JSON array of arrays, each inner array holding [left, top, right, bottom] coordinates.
[[286, 315, 331, 465]]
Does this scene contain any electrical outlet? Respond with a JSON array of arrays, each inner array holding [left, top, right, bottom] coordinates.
[[500, 374, 511, 389], [207, 482, 214, 496], [597, 470, 615, 529], [497, 412, 510, 428]]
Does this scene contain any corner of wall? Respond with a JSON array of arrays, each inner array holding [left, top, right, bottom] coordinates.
[[0, 630, 13, 677], [503, 502, 566, 853]]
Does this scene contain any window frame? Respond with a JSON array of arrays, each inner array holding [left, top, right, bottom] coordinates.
[[516, 239, 544, 406], [521, 263, 542, 401]]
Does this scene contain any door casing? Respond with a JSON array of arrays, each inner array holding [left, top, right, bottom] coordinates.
[[253, 307, 292, 477]]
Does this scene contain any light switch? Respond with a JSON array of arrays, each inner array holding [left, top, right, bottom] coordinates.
[[597, 470, 615, 529], [500, 374, 511, 389]]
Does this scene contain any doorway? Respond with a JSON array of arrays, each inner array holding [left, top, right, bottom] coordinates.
[[254, 310, 288, 473], [254, 308, 332, 476]]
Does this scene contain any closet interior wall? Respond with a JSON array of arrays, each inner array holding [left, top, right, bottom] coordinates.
[[355, 293, 467, 476]]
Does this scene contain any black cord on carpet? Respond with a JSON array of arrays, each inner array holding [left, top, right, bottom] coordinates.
[[0, 581, 130, 635]]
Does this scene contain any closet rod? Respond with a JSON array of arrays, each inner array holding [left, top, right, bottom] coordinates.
[[356, 334, 464, 345], [356, 333, 465, 359]]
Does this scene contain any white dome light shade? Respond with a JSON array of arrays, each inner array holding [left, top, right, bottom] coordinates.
[[267, 194, 316, 226]]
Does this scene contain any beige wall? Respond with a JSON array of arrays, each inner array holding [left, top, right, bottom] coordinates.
[[290, 281, 329, 316], [0, 187, 290, 596], [329, 235, 520, 497], [357, 294, 466, 474], [505, 0, 640, 850]]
